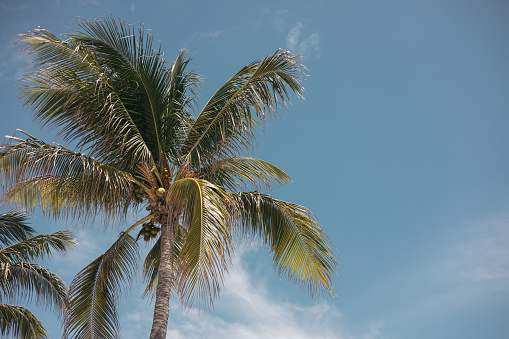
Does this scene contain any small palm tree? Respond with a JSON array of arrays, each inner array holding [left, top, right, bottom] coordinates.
[[0, 17, 338, 339], [0, 210, 75, 339]]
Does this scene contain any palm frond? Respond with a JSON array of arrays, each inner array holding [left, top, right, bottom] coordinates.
[[70, 17, 200, 165], [0, 262, 67, 313], [233, 192, 337, 297], [0, 210, 36, 247], [0, 231, 75, 264], [160, 50, 201, 162], [180, 49, 305, 168], [63, 232, 139, 339], [202, 157, 291, 190], [167, 178, 234, 308], [0, 304, 48, 339], [19, 23, 156, 169], [0, 133, 138, 219]]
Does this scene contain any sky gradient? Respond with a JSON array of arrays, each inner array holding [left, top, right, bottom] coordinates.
[[1, 1, 509, 338]]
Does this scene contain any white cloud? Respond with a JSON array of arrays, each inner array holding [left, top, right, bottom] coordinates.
[[0, 3, 27, 10], [183, 30, 223, 47], [286, 22, 320, 58], [259, 8, 289, 31], [203, 30, 221, 39], [120, 247, 383, 339], [274, 9, 289, 31], [130, 1, 135, 13], [444, 212, 509, 285], [78, 0, 101, 6], [0, 41, 28, 83], [384, 209, 509, 329], [287, 22, 303, 52]]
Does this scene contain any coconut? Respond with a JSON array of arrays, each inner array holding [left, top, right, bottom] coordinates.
[[144, 235, 151, 242], [156, 187, 166, 197], [151, 229, 158, 234]]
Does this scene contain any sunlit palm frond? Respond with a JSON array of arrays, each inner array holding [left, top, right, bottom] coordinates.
[[0, 210, 73, 337], [161, 50, 200, 162], [0, 210, 35, 247], [0, 304, 48, 339], [180, 50, 305, 168], [0, 262, 67, 313], [202, 157, 291, 190], [0, 231, 75, 264], [0, 133, 137, 219], [233, 192, 337, 297], [70, 17, 199, 165], [168, 178, 234, 308], [19, 24, 155, 169], [64, 233, 139, 339]]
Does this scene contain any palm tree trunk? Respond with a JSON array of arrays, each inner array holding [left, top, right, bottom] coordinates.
[[149, 218, 175, 339]]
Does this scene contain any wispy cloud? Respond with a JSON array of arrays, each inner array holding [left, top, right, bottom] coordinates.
[[130, 1, 135, 13], [0, 41, 27, 83], [286, 22, 320, 58], [444, 212, 509, 284], [259, 8, 289, 32], [274, 9, 289, 31], [385, 209, 509, 329], [183, 30, 223, 47], [203, 30, 221, 39], [0, 2, 27, 10], [78, 0, 102, 6], [120, 247, 383, 339]]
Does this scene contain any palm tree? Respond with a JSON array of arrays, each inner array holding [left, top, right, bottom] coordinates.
[[0, 16, 337, 339], [0, 210, 75, 339]]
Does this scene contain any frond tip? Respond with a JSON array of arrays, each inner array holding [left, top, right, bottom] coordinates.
[[180, 49, 306, 168], [168, 178, 234, 308], [64, 233, 139, 339], [0, 304, 49, 339], [234, 192, 337, 297]]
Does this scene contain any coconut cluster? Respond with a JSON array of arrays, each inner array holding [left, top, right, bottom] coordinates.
[[140, 223, 160, 242], [135, 166, 173, 242], [132, 186, 145, 203]]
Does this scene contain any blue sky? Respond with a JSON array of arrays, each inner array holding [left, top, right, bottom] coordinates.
[[1, 0, 509, 338]]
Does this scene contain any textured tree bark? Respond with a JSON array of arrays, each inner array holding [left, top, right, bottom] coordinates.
[[149, 217, 175, 339]]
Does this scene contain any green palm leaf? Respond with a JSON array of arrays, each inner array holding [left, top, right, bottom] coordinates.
[[168, 178, 234, 308], [9, 17, 337, 339], [19, 23, 155, 169], [180, 50, 305, 168], [70, 17, 200, 165], [0, 210, 74, 338], [0, 210, 35, 246], [0, 263, 67, 313], [0, 132, 136, 218], [202, 157, 291, 190], [64, 233, 139, 339], [0, 231, 75, 264], [0, 304, 49, 339], [234, 192, 337, 296]]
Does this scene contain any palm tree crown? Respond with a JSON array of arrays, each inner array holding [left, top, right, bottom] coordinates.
[[0, 210, 75, 339], [0, 16, 337, 339]]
